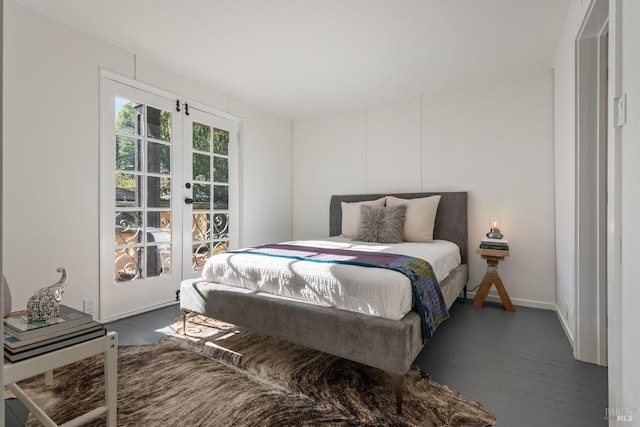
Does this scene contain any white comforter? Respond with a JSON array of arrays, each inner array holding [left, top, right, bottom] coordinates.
[[201, 237, 461, 321]]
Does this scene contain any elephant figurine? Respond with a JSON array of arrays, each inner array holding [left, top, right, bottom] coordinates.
[[27, 267, 68, 322]]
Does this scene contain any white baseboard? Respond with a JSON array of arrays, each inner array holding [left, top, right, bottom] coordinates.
[[466, 291, 556, 311], [554, 304, 575, 348], [465, 291, 575, 349], [100, 300, 179, 323]]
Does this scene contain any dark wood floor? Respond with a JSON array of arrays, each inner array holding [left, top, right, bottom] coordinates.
[[414, 301, 608, 426], [6, 300, 607, 426]]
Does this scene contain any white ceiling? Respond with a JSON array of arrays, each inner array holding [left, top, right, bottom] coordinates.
[[13, 0, 571, 119]]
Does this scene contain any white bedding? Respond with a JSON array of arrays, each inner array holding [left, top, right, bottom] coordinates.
[[200, 237, 461, 321]]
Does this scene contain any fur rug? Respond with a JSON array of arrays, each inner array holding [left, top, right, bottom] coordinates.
[[15, 315, 496, 426]]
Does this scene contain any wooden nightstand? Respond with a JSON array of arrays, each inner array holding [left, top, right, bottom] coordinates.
[[473, 248, 515, 312]]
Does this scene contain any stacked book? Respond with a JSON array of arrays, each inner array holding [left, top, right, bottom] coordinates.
[[4, 305, 106, 362], [480, 237, 509, 251]]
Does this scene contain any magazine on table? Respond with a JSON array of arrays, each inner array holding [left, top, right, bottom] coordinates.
[[4, 320, 104, 350], [4, 305, 94, 340], [4, 328, 107, 362]]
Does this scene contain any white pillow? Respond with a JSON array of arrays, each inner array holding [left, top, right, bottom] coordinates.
[[386, 195, 441, 242], [341, 197, 386, 239]]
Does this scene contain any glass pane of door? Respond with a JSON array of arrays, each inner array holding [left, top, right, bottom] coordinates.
[[113, 98, 173, 283], [183, 111, 235, 277]]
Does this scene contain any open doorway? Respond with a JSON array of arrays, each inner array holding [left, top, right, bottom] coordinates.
[[575, 0, 608, 365]]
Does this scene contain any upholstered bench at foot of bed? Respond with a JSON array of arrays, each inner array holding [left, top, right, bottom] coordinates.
[[179, 262, 468, 415], [180, 279, 424, 415], [180, 279, 424, 376]]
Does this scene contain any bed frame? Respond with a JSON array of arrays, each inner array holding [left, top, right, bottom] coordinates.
[[180, 191, 468, 414]]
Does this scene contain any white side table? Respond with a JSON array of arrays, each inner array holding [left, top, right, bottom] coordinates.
[[4, 331, 118, 427]]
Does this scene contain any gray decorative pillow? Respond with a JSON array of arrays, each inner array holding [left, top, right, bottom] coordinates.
[[356, 204, 407, 243]]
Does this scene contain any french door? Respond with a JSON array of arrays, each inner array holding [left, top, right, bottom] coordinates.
[[100, 74, 237, 321], [182, 109, 235, 279]]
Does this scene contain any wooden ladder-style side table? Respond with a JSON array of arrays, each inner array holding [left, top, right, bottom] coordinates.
[[473, 248, 515, 312]]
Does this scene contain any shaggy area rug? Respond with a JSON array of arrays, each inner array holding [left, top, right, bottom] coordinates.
[[14, 315, 496, 426]]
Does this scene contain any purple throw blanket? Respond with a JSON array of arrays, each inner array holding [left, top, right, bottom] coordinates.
[[231, 244, 450, 338]]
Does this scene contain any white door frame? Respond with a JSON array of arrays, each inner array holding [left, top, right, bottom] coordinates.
[[575, 0, 609, 365]]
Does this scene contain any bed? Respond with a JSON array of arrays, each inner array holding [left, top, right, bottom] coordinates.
[[180, 191, 468, 413]]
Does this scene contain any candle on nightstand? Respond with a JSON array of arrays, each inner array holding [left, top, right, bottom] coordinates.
[[487, 213, 503, 239]]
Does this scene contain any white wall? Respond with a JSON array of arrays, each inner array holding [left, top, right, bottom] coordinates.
[[2, 2, 292, 316], [552, 0, 603, 347], [292, 109, 366, 238], [422, 71, 556, 308], [366, 97, 422, 193], [619, 0, 640, 418], [293, 70, 557, 309], [230, 97, 293, 247], [553, 2, 580, 342]]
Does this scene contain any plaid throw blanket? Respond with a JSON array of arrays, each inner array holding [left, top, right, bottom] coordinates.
[[231, 244, 449, 338]]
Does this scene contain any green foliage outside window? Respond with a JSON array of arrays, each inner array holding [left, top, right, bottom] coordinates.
[[115, 100, 171, 200], [114, 99, 228, 208]]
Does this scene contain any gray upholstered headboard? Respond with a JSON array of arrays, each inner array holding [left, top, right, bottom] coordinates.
[[329, 192, 468, 264]]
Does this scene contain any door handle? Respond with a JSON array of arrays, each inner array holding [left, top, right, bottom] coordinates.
[[185, 197, 193, 205]]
